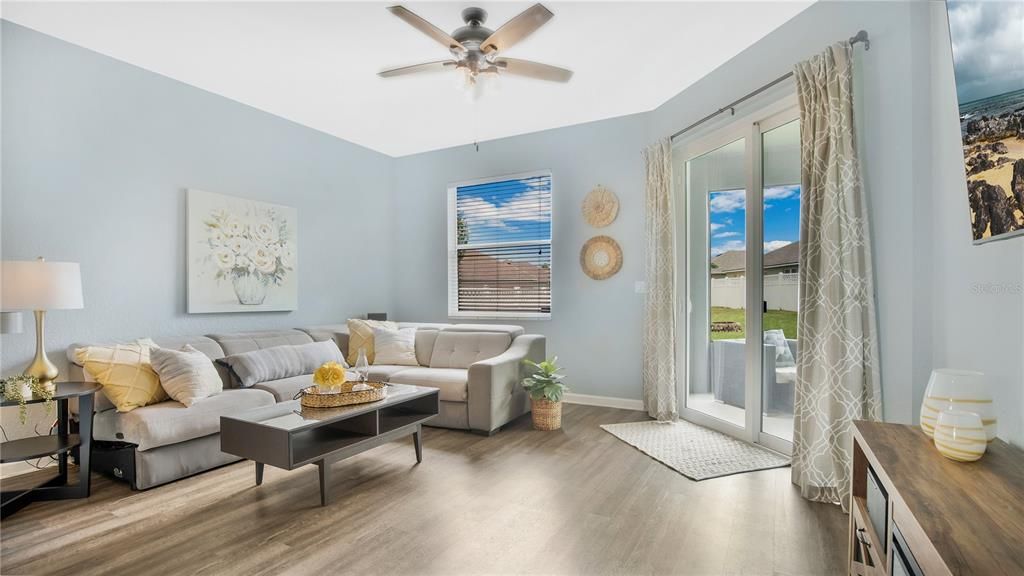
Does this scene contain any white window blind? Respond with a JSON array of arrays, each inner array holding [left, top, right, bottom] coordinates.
[[447, 172, 552, 319]]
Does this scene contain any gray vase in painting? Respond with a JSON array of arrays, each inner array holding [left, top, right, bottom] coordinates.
[[232, 273, 268, 305]]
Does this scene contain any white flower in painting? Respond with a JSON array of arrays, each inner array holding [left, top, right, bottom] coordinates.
[[208, 228, 227, 247], [235, 254, 254, 273], [268, 243, 282, 257], [212, 247, 235, 270], [223, 215, 246, 238], [252, 219, 278, 243], [227, 237, 251, 256], [252, 246, 277, 274], [280, 245, 295, 268]]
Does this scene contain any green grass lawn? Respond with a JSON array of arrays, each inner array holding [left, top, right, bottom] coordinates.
[[710, 307, 798, 340]]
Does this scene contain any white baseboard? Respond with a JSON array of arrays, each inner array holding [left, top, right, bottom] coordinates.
[[563, 393, 644, 411]]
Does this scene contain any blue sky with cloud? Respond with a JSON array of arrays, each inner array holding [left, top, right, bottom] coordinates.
[[710, 185, 800, 256], [456, 176, 552, 245]]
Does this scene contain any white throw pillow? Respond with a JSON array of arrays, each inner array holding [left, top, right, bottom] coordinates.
[[150, 344, 224, 406], [372, 327, 419, 366]]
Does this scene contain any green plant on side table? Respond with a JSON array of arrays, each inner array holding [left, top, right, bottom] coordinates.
[[522, 357, 568, 431], [0, 375, 54, 425]]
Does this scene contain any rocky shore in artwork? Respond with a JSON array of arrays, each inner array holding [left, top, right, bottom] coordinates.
[[962, 106, 1024, 240]]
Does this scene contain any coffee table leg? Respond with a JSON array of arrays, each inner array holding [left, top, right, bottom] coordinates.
[[317, 460, 330, 507], [255, 462, 264, 486], [413, 424, 423, 463]]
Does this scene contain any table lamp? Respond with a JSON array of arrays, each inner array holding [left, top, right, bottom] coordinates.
[[1, 258, 84, 386]]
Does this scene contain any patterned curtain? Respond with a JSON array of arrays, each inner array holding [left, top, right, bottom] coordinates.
[[642, 139, 678, 421], [792, 43, 882, 511]]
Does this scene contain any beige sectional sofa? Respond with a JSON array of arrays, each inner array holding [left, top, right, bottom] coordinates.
[[68, 322, 544, 490]]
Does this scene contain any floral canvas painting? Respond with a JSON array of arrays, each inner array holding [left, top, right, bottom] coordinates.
[[187, 189, 297, 313]]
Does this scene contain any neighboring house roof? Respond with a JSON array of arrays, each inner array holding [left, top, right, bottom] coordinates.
[[458, 249, 551, 284], [710, 242, 799, 274], [710, 250, 746, 274], [764, 242, 800, 269]]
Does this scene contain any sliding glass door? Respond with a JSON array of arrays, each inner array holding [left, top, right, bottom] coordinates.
[[675, 99, 800, 453]]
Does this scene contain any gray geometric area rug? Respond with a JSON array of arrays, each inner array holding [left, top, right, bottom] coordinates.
[[601, 420, 790, 481]]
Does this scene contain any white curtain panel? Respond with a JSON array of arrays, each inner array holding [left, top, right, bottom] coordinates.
[[642, 139, 678, 422], [792, 42, 882, 511]]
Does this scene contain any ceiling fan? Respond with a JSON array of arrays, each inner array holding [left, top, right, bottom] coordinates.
[[379, 3, 573, 93]]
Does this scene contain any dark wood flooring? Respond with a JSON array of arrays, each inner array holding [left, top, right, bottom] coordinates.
[[0, 405, 846, 575]]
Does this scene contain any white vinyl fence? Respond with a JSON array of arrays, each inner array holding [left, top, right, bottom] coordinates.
[[710, 272, 798, 311]]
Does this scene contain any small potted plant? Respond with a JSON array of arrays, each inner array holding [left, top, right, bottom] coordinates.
[[0, 375, 54, 425], [522, 357, 567, 431]]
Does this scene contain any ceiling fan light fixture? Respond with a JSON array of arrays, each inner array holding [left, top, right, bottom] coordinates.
[[381, 4, 572, 97]]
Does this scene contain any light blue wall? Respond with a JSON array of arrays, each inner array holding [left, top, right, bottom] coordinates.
[[1, 21, 397, 385], [650, 0, 933, 425], [393, 114, 649, 401]]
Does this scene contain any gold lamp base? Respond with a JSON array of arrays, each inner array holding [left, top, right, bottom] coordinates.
[[24, 309, 59, 389]]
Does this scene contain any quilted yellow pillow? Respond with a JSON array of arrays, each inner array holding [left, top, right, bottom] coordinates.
[[75, 342, 168, 412], [346, 319, 398, 365]]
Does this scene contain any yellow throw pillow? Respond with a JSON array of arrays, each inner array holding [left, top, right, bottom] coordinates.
[[346, 319, 398, 365], [75, 342, 168, 412]]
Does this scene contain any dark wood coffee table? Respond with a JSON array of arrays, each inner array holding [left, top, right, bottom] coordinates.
[[220, 383, 439, 506]]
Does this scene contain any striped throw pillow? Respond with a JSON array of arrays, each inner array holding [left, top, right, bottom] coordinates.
[[150, 345, 223, 407]]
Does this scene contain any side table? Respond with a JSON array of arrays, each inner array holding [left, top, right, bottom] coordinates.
[[1, 381, 100, 518]]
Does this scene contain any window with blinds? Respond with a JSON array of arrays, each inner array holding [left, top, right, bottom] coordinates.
[[447, 172, 552, 319]]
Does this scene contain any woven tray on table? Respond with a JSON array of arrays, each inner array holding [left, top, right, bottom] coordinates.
[[295, 382, 387, 408]]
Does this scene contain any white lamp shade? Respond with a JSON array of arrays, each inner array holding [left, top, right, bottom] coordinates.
[[1, 260, 84, 311]]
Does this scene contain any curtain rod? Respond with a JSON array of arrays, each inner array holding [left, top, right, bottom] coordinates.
[[669, 30, 870, 142]]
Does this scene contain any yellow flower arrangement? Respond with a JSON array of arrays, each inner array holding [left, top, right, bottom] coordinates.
[[313, 361, 347, 390]]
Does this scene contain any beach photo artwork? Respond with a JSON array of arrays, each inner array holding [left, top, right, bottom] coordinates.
[[947, 0, 1024, 243]]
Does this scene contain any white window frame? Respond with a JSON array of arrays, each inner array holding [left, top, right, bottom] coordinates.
[[447, 170, 553, 320]]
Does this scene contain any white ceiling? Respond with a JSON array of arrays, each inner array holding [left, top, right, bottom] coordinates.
[[4, 1, 812, 157]]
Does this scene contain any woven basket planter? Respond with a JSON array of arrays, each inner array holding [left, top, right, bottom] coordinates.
[[531, 398, 563, 431]]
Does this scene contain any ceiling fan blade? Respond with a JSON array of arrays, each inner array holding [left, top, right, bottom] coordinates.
[[387, 6, 467, 53], [378, 60, 456, 78], [495, 58, 573, 83], [481, 3, 553, 54]]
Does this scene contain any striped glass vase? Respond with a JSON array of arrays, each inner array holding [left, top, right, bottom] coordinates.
[[920, 369, 997, 442], [933, 410, 987, 462]]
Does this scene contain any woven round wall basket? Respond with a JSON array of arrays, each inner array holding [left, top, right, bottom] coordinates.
[[582, 185, 619, 228], [580, 235, 622, 280], [295, 381, 387, 408]]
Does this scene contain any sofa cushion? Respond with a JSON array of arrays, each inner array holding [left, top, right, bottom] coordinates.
[[428, 332, 513, 369], [445, 324, 524, 338], [218, 340, 346, 388], [415, 329, 440, 367], [208, 329, 314, 356], [387, 367, 468, 402], [297, 324, 349, 354], [92, 388, 275, 451], [366, 364, 415, 383], [398, 322, 452, 331], [252, 374, 312, 402]]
